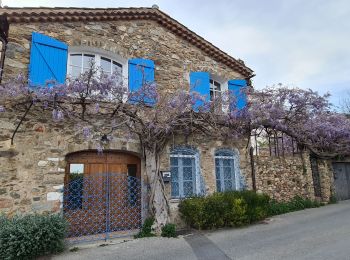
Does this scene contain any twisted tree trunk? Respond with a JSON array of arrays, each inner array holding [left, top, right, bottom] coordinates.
[[144, 149, 170, 233]]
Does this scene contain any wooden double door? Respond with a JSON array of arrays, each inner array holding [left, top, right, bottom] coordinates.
[[64, 151, 142, 238]]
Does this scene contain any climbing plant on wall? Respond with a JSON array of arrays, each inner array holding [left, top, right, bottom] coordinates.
[[0, 70, 349, 231]]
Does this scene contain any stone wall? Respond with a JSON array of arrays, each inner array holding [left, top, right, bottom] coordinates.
[[317, 159, 334, 202], [0, 107, 142, 215], [254, 152, 316, 202], [1, 16, 247, 216], [158, 134, 252, 226], [5, 19, 244, 92], [0, 16, 336, 225]]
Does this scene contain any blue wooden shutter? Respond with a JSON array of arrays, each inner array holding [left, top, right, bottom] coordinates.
[[189, 72, 210, 111], [29, 32, 68, 87], [128, 58, 155, 105], [228, 79, 247, 110]]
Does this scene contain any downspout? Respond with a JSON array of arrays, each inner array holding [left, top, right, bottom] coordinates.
[[249, 146, 257, 191]]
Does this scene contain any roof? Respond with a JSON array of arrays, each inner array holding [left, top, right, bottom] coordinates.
[[0, 7, 254, 77]]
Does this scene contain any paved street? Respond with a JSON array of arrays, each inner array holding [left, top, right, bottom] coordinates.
[[53, 200, 350, 260]]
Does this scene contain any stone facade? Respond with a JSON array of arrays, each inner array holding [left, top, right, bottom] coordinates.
[[254, 152, 315, 202], [4, 19, 243, 92], [0, 7, 335, 225]]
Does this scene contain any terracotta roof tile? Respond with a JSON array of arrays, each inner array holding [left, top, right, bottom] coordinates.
[[0, 7, 254, 76]]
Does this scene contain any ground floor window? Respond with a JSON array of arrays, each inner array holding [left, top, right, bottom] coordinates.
[[215, 149, 241, 192], [170, 147, 202, 198]]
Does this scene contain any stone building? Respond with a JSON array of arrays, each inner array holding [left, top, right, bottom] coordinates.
[[0, 6, 335, 239]]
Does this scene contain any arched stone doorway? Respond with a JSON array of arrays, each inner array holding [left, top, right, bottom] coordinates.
[[63, 150, 142, 241]]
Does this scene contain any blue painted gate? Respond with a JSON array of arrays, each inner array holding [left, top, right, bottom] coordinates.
[[63, 172, 142, 243]]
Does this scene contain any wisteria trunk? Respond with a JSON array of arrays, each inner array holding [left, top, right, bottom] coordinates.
[[144, 149, 170, 233]]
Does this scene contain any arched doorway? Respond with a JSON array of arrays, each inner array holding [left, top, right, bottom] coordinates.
[[63, 150, 142, 241]]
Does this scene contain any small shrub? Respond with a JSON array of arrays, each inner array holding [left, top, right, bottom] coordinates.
[[134, 217, 156, 238], [179, 190, 269, 229], [161, 224, 177, 238], [178, 196, 206, 229], [179, 192, 326, 230], [226, 198, 249, 227], [0, 214, 67, 260], [267, 196, 325, 216]]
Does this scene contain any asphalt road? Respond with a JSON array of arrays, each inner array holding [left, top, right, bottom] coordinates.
[[53, 200, 350, 260]]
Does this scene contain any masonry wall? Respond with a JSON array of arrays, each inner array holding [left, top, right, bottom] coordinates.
[[254, 152, 324, 202], [0, 17, 335, 222], [0, 107, 142, 214], [1, 17, 247, 214], [4, 19, 243, 92], [159, 135, 252, 226]]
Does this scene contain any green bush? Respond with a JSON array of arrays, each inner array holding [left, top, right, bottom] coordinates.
[[267, 196, 323, 216], [179, 191, 325, 230], [179, 190, 269, 229], [134, 217, 156, 238], [178, 196, 206, 229], [0, 214, 67, 260], [161, 224, 177, 238]]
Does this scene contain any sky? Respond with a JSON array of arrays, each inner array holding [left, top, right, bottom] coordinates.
[[2, 0, 350, 108]]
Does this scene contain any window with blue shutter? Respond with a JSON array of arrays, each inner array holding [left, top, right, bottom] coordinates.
[[189, 72, 210, 111], [29, 32, 68, 87], [128, 58, 156, 105], [228, 79, 247, 111]]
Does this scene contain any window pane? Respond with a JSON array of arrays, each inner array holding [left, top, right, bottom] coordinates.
[[183, 181, 194, 197], [183, 158, 193, 166], [224, 179, 233, 191], [183, 167, 193, 181], [223, 159, 232, 167], [70, 66, 81, 78], [83, 54, 95, 69], [70, 54, 82, 66], [215, 166, 220, 179], [224, 167, 232, 179], [101, 57, 112, 74], [113, 61, 122, 70], [216, 180, 221, 192], [70, 164, 84, 174], [170, 157, 178, 166], [171, 182, 179, 197], [171, 166, 178, 182]]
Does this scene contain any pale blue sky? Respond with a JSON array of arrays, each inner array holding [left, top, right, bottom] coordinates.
[[3, 0, 350, 107]]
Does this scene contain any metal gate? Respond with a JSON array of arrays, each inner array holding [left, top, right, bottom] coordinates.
[[63, 172, 142, 243], [333, 163, 350, 201]]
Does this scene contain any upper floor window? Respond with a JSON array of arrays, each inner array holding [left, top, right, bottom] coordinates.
[[68, 52, 123, 79], [210, 79, 221, 101]]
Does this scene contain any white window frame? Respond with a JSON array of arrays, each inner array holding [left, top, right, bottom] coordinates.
[[215, 150, 241, 191], [210, 78, 221, 101], [170, 150, 202, 198], [67, 46, 128, 89], [209, 74, 229, 112]]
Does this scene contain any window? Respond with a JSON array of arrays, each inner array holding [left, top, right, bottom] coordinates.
[[215, 150, 240, 192], [68, 53, 123, 79], [67, 163, 84, 210], [210, 79, 221, 101], [170, 148, 203, 198]]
